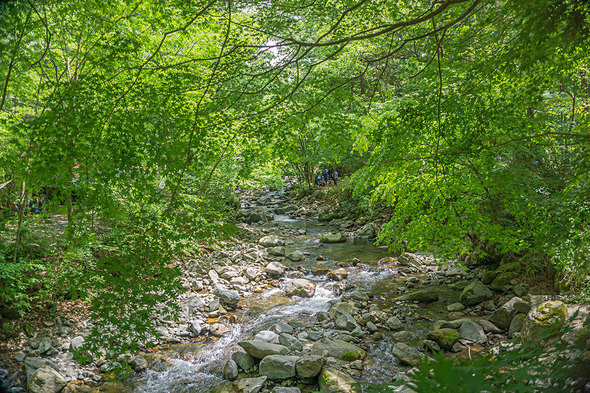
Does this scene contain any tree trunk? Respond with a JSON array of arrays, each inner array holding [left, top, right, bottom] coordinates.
[[13, 180, 26, 263]]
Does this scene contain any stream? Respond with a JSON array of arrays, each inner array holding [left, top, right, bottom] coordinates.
[[125, 189, 414, 392]]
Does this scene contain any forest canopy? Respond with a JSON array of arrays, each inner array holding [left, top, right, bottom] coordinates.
[[0, 0, 589, 353]]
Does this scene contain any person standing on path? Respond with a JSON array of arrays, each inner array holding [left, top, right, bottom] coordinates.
[[332, 170, 339, 185], [322, 169, 329, 185]]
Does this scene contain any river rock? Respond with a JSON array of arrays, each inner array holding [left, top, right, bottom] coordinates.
[[508, 313, 526, 337], [459, 281, 493, 306], [328, 302, 359, 319], [296, 355, 325, 378], [357, 222, 379, 239], [426, 328, 460, 350], [334, 311, 361, 332], [269, 246, 286, 256], [312, 267, 331, 276], [27, 367, 66, 393], [521, 300, 568, 343], [245, 208, 273, 224], [236, 376, 267, 393], [490, 272, 519, 292], [223, 359, 239, 381], [286, 250, 305, 261], [70, 336, 85, 351], [232, 351, 256, 371], [273, 388, 301, 393], [320, 232, 346, 243], [25, 358, 58, 382], [238, 340, 289, 359], [254, 330, 280, 344], [327, 268, 348, 281], [129, 356, 148, 371], [265, 262, 286, 278], [259, 235, 284, 247], [489, 297, 526, 330], [397, 289, 439, 303], [386, 316, 404, 331], [391, 342, 425, 366], [214, 287, 240, 308], [447, 302, 466, 312], [312, 338, 366, 360], [459, 321, 487, 344], [272, 322, 294, 335], [478, 319, 502, 333], [279, 333, 303, 351], [285, 279, 316, 298], [259, 355, 299, 379], [319, 368, 358, 393]]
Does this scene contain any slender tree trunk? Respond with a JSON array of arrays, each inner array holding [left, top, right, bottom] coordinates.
[[13, 180, 26, 263]]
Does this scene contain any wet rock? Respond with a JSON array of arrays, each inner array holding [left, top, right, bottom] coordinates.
[[327, 268, 348, 281], [521, 300, 568, 343], [259, 235, 284, 247], [235, 376, 267, 393], [129, 356, 148, 371], [232, 351, 256, 371], [284, 279, 316, 298], [311, 338, 366, 361], [386, 316, 404, 331], [334, 311, 361, 332], [397, 289, 439, 303], [391, 343, 425, 366], [320, 232, 346, 243], [286, 250, 305, 262], [223, 359, 239, 381], [508, 313, 526, 338], [490, 297, 527, 330], [272, 322, 294, 335], [279, 333, 303, 352], [426, 328, 460, 350], [259, 355, 299, 379], [459, 281, 493, 306], [312, 267, 331, 276], [269, 246, 286, 256], [459, 321, 487, 344], [265, 262, 286, 278], [319, 368, 358, 393], [296, 355, 325, 378], [27, 367, 66, 393], [238, 340, 289, 359], [211, 323, 231, 337], [328, 302, 359, 320], [214, 287, 240, 308], [254, 330, 280, 344]]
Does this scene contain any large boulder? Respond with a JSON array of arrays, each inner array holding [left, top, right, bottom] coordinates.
[[356, 223, 379, 239], [259, 235, 284, 247], [333, 311, 361, 332], [285, 279, 316, 298], [235, 376, 267, 393], [265, 262, 286, 278], [223, 359, 238, 381], [312, 338, 366, 361], [521, 300, 568, 343], [259, 355, 299, 379], [319, 368, 358, 393], [286, 250, 305, 262], [459, 320, 487, 344], [245, 208, 273, 224], [320, 232, 347, 243], [279, 333, 303, 351], [397, 289, 439, 303], [459, 282, 493, 306], [490, 272, 519, 292], [489, 297, 528, 330], [214, 287, 240, 308], [296, 355, 325, 378], [238, 340, 289, 359], [508, 313, 526, 338], [27, 367, 66, 393], [232, 351, 256, 371], [327, 268, 348, 281], [24, 358, 58, 382], [391, 342, 425, 366], [426, 328, 460, 350]]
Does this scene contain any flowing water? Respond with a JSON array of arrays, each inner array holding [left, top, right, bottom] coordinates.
[[127, 190, 408, 392]]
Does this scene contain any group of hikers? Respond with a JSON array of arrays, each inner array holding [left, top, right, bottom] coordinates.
[[315, 168, 339, 187]]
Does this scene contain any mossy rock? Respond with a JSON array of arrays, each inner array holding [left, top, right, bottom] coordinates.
[[341, 350, 361, 361], [398, 289, 439, 303], [490, 272, 519, 291], [521, 300, 568, 344], [319, 368, 358, 393], [573, 326, 590, 346], [320, 232, 347, 243], [426, 328, 460, 350]]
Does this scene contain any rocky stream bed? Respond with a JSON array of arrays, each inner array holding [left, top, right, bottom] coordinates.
[[2, 188, 589, 393]]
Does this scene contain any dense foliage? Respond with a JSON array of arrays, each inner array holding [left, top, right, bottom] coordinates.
[[1, 0, 589, 355]]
